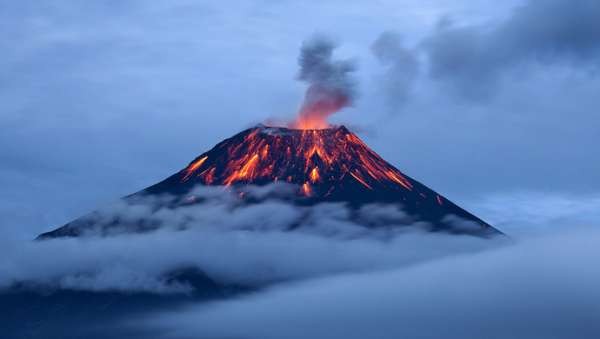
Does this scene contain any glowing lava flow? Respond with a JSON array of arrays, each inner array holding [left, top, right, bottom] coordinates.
[[179, 125, 418, 198], [223, 153, 260, 185], [309, 167, 320, 183], [291, 83, 351, 130], [292, 114, 330, 130], [182, 156, 208, 181]]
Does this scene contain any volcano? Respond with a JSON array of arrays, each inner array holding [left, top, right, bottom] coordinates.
[[38, 124, 501, 239]]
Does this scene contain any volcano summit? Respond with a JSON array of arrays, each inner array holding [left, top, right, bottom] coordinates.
[[38, 124, 501, 239]]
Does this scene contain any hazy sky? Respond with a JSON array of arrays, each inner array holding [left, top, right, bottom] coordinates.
[[2, 2, 600, 338], [1, 0, 599, 238]]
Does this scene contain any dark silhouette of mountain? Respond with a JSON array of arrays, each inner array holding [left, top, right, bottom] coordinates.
[[0, 268, 247, 339], [38, 125, 501, 238]]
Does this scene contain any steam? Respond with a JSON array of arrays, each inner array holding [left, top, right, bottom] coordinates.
[[293, 35, 357, 129]]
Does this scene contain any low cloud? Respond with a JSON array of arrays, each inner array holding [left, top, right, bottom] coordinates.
[[469, 192, 600, 236], [44, 184, 481, 238], [1, 186, 502, 294], [146, 227, 600, 339]]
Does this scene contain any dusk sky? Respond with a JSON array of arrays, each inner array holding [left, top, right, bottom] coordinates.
[[1, 1, 600, 338]]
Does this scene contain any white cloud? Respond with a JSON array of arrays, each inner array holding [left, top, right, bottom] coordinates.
[[469, 192, 600, 236], [0, 189, 503, 293], [147, 227, 600, 339]]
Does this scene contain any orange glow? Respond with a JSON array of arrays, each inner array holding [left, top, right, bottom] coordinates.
[[385, 170, 413, 190], [309, 167, 320, 183], [350, 171, 372, 190], [293, 115, 330, 130], [291, 85, 350, 130], [202, 167, 216, 184], [261, 144, 270, 159], [301, 182, 312, 196], [182, 156, 208, 181], [179, 126, 417, 196], [224, 153, 260, 185], [436, 195, 444, 205]]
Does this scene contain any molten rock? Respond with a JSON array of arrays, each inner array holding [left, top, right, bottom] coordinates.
[[38, 125, 501, 238]]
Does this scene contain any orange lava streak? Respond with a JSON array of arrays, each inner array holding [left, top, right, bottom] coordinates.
[[309, 167, 320, 183], [301, 182, 312, 196], [202, 167, 216, 184], [305, 145, 328, 161], [345, 133, 367, 147], [224, 154, 260, 185], [385, 170, 413, 190], [261, 144, 270, 159], [350, 171, 372, 190], [182, 156, 208, 181], [353, 151, 413, 191], [180, 126, 416, 198]]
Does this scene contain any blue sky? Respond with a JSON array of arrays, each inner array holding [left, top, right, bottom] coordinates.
[[1, 0, 599, 238]]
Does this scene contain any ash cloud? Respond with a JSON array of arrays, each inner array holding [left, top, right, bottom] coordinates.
[[145, 228, 600, 339], [294, 35, 357, 127], [369, 0, 600, 102], [371, 31, 420, 109], [422, 0, 600, 99]]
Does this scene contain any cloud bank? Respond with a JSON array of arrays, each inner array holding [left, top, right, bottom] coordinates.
[[148, 227, 600, 339], [1, 186, 502, 294]]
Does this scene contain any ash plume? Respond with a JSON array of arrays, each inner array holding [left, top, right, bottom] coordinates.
[[293, 35, 357, 129], [371, 31, 419, 109]]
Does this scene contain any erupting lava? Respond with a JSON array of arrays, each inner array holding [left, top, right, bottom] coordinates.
[[292, 113, 330, 130], [291, 85, 351, 129], [177, 125, 414, 198]]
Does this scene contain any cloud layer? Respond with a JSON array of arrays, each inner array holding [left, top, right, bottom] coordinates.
[[1, 186, 502, 293], [148, 227, 600, 339]]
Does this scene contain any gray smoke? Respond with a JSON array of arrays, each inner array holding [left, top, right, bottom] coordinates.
[[294, 35, 357, 127], [423, 0, 600, 99], [371, 31, 420, 109], [144, 227, 600, 339], [367, 0, 600, 103]]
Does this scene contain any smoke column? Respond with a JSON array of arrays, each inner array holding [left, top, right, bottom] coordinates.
[[292, 36, 356, 129]]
